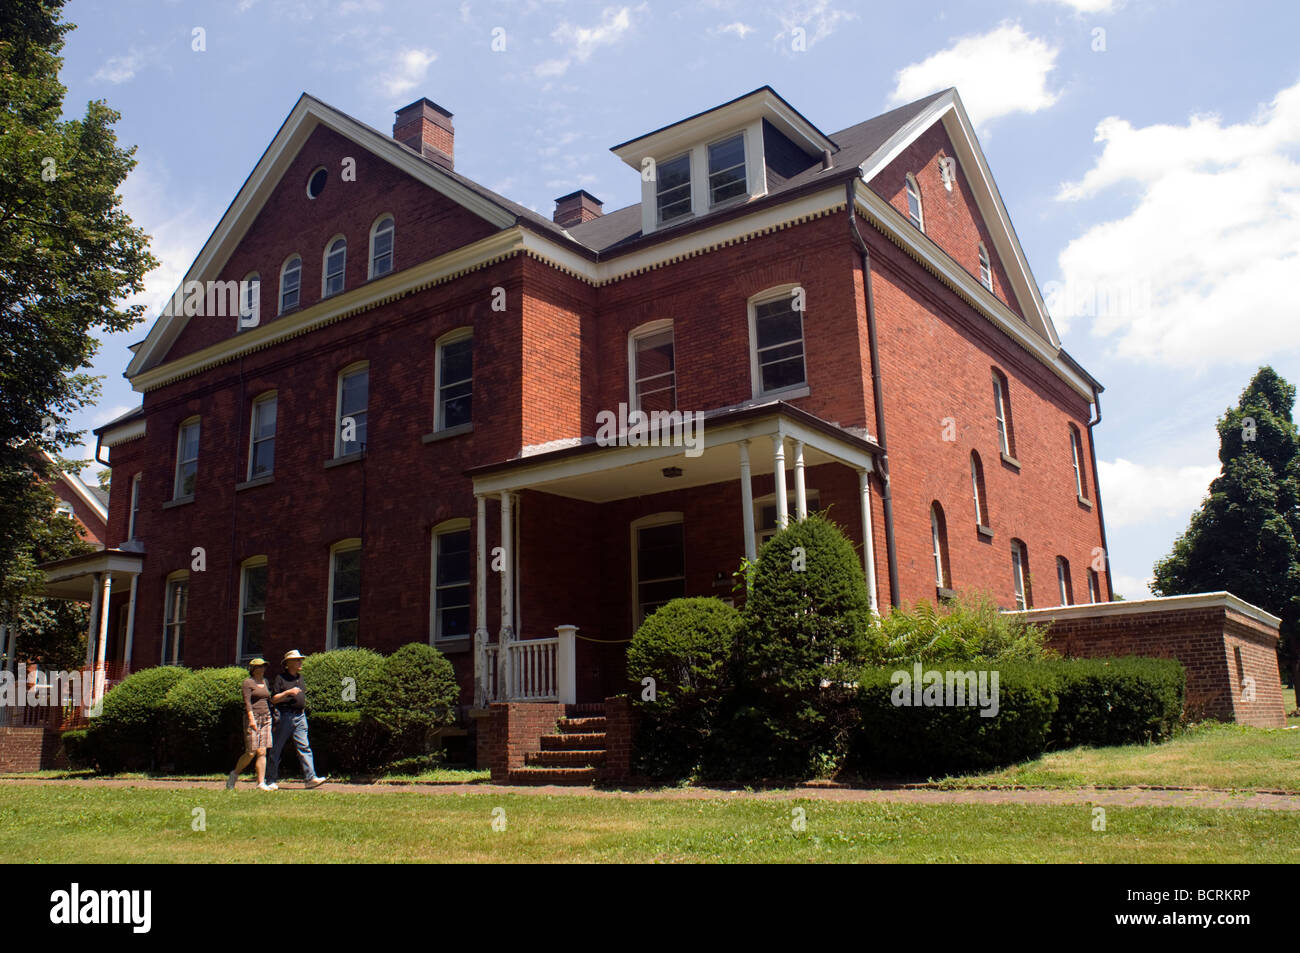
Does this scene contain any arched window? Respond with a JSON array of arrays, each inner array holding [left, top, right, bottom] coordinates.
[[978, 243, 992, 291], [238, 272, 260, 331], [629, 319, 676, 412], [279, 255, 302, 313], [1011, 538, 1031, 610], [905, 173, 924, 231], [970, 451, 990, 528], [1070, 425, 1088, 499], [1087, 567, 1101, 603], [369, 215, 394, 278], [323, 236, 347, 297], [1056, 556, 1073, 606], [992, 368, 1016, 459], [930, 502, 951, 591]]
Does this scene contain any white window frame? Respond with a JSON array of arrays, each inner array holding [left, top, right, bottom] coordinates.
[[992, 370, 1011, 456], [162, 570, 188, 666], [306, 165, 327, 200], [1056, 556, 1072, 606], [237, 556, 268, 662], [970, 452, 987, 527], [127, 472, 141, 541], [322, 235, 347, 298], [238, 272, 260, 332], [706, 131, 747, 208], [279, 254, 302, 314], [931, 503, 948, 589], [905, 173, 924, 231], [247, 392, 277, 480], [655, 151, 693, 226], [630, 512, 685, 630], [368, 214, 395, 279], [753, 490, 821, 546], [748, 283, 808, 400], [978, 243, 992, 291], [434, 329, 473, 432], [429, 518, 472, 643], [1011, 540, 1028, 611], [1087, 568, 1100, 603], [54, 501, 73, 518], [1070, 426, 1086, 498], [628, 319, 676, 412], [326, 538, 362, 650], [174, 417, 200, 500], [335, 362, 369, 457]]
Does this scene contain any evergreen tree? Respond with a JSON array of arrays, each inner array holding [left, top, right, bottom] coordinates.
[[1152, 366, 1300, 682]]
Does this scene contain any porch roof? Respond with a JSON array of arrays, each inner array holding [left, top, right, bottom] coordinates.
[[468, 401, 878, 502], [39, 549, 143, 600]]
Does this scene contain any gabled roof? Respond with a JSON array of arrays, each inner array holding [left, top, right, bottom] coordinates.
[[40, 450, 108, 524]]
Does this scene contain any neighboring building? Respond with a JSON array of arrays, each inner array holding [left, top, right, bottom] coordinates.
[[89, 85, 1113, 706], [43, 452, 108, 549]]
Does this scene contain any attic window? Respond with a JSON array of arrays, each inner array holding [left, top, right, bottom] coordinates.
[[905, 173, 924, 231], [307, 167, 328, 200], [656, 153, 692, 225], [708, 133, 747, 206]]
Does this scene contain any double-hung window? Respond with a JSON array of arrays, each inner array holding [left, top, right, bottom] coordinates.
[[328, 541, 361, 649], [750, 287, 807, 397], [238, 559, 268, 660], [163, 573, 188, 665], [707, 133, 746, 206], [323, 237, 347, 297], [436, 333, 472, 430], [630, 322, 676, 412], [431, 523, 471, 641], [632, 515, 685, 627], [279, 256, 301, 313], [248, 394, 276, 479], [370, 216, 394, 278], [655, 153, 692, 225], [174, 418, 200, 499], [336, 365, 368, 456]]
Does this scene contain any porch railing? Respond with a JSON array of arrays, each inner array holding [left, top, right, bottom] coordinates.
[[483, 625, 577, 704]]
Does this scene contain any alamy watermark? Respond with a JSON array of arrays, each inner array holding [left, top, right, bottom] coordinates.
[[161, 279, 260, 327], [1, 668, 104, 717], [594, 403, 705, 457], [890, 663, 1000, 718]]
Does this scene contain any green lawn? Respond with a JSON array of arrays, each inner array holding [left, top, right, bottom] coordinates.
[[936, 720, 1300, 792], [0, 784, 1295, 863]]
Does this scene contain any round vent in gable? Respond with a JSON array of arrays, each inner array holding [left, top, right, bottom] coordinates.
[[307, 167, 328, 199]]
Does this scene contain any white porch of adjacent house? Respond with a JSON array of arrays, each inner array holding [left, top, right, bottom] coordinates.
[[468, 402, 880, 708]]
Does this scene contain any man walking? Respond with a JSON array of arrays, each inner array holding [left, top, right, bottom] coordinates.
[[266, 649, 328, 789]]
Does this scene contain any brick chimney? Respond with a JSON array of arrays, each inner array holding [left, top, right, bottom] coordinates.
[[553, 190, 603, 227], [394, 98, 453, 171]]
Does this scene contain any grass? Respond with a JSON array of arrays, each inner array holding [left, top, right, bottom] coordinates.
[[0, 767, 490, 784], [0, 784, 1295, 863]]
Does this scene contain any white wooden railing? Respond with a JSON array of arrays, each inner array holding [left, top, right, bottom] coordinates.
[[483, 625, 577, 704]]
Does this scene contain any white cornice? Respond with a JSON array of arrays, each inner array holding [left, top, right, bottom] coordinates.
[[98, 418, 146, 448], [1019, 592, 1282, 630]]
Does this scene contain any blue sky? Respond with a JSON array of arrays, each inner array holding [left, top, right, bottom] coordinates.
[[58, 0, 1300, 600]]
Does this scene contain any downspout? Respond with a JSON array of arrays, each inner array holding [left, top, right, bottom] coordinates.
[[846, 179, 901, 608], [1085, 385, 1115, 601]]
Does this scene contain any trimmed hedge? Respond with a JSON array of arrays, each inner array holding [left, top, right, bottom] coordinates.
[[626, 597, 739, 779], [361, 643, 459, 761], [60, 728, 94, 770], [87, 665, 191, 772], [308, 710, 386, 775], [302, 648, 384, 714], [851, 663, 1058, 774], [1045, 657, 1184, 748], [159, 667, 248, 772]]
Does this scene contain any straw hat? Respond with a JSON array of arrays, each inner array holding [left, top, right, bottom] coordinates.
[[247, 657, 268, 670], [282, 649, 305, 662]]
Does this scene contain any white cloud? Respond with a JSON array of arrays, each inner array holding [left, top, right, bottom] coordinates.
[[1096, 458, 1218, 530], [1052, 81, 1300, 366], [92, 50, 146, 84], [1038, 0, 1120, 12], [716, 21, 754, 38], [888, 23, 1060, 127], [773, 0, 857, 50], [540, 5, 640, 76], [382, 49, 437, 98], [1110, 573, 1154, 600]]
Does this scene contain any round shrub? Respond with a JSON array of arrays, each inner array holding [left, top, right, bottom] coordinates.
[[160, 667, 248, 772], [361, 643, 459, 761], [301, 647, 384, 714], [1045, 657, 1185, 748], [308, 710, 386, 776], [626, 597, 739, 779], [88, 665, 192, 772], [60, 728, 94, 771], [712, 514, 871, 781]]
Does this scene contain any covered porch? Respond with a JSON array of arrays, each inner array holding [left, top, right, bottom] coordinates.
[[467, 401, 881, 706]]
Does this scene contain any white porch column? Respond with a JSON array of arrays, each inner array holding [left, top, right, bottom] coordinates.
[[474, 494, 489, 706], [859, 469, 880, 615], [85, 572, 102, 670], [772, 433, 788, 529], [93, 573, 112, 710], [122, 574, 139, 672], [793, 439, 807, 520], [555, 624, 577, 705], [498, 491, 514, 700], [738, 440, 756, 565]]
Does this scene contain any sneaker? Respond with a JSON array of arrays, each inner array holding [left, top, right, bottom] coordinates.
[[226, 770, 238, 790], [265, 782, 278, 790], [306, 776, 328, 789], [257, 781, 275, 791]]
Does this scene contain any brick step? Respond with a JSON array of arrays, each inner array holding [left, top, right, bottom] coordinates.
[[557, 716, 607, 733], [540, 731, 606, 750], [564, 703, 606, 717], [525, 748, 607, 767], [506, 766, 597, 785]]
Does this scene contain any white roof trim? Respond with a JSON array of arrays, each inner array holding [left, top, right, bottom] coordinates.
[[41, 451, 108, 522], [128, 94, 517, 379], [858, 89, 1062, 349], [1018, 591, 1282, 629], [100, 417, 146, 447]]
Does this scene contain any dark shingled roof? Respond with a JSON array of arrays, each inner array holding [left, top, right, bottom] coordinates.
[[565, 90, 952, 254]]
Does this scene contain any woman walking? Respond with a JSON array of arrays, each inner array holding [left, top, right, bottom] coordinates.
[[227, 657, 275, 791]]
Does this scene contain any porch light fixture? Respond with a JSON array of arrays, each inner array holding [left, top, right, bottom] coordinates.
[[662, 466, 683, 478]]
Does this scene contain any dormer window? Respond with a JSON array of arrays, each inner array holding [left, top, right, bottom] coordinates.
[[905, 173, 924, 231], [656, 153, 692, 224], [708, 133, 747, 206]]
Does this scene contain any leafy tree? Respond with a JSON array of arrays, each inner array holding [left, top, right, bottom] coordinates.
[[0, 0, 156, 594], [1152, 366, 1300, 682]]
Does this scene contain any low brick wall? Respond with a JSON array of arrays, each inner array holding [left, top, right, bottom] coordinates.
[[0, 727, 69, 772], [1020, 592, 1286, 728], [476, 702, 564, 783], [597, 696, 634, 783]]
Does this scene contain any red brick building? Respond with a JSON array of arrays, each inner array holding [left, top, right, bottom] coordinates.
[[89, 86, 1115, 707]]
